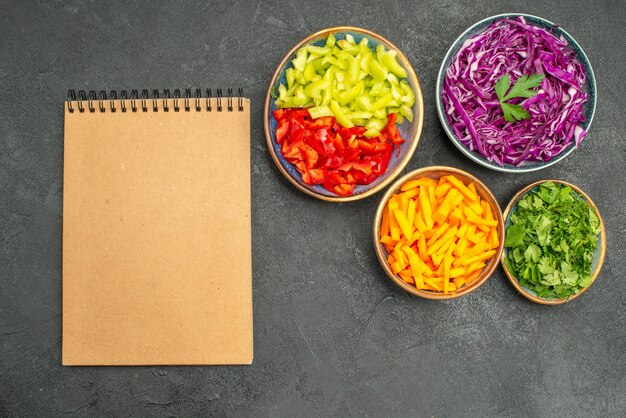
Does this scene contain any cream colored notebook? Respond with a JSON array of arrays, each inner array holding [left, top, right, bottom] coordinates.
[[62, 89, 252, 365]]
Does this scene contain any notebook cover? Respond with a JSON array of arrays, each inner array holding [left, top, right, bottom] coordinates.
[[62, 98, 252, 365]]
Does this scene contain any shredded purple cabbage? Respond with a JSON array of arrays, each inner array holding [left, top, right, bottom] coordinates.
[[442, 16, 589, 166]]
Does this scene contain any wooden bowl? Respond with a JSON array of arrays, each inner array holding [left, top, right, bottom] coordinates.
[[501, 180, 606, 305], [373, 166, 505, 299], [264, 26, 424, 202]]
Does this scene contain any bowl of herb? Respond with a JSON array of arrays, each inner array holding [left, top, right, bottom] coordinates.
[[436, 14, 596, 172], [501, 180, 605, 305]]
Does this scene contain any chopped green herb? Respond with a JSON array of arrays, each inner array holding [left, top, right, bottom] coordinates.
[[504, 182, 600, 299], [494, 73, 544, 123]]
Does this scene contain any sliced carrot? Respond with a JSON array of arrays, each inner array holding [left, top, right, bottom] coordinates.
[[449, 207, 464, 225], [399, 194, 409, 214], [445, 175, 478, 201], [380, 235, 394, 245], [426, 226, 458, 256], [453, 237, 469, 257], [393, 209, 413, 242], [400, 188, 420, 199], [381, 210, 390, 237], [389, 200, 401, 241], [414, 212, 429, 234], [399, 272, 415, 284], [433, 188, 458, 223], [464, 269, 482, 283], [466, 261, 486, 274], [428, 186, 437, 213], [463, 206, 480, 220], [423, 279, 441, 291], [456, 223, 469, 239], [461, 249, 497, 267], [467, 231, 487, 245], [418, 185, 433, 229], [469, 200, 484, 216], [450, 267, 466, 278], [401, 177, 437, 191], [418, 234, 428, 262], [466, 216, 498, 228], [407, 199, 416, 231], [426, 223, 449, 246], [380, 174, 499, 294], [391, 261, 404, 274], [482, 201, 493, 220], [465, 242, 489, 258], [405, 248, 424, 288], [434, 182, 452, 198], [488, 227, 499, 249], [419, 258, 435, 277]]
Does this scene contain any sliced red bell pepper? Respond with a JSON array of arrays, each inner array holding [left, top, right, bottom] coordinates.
[[273, 108, 407, 197], [375, 143, 394, 174], [337, 161, 374, 175], [300, 143, 319, 169], [302, 168, 325, 185], [304, 130, 326, 157], [331, 183, 355, 196], [318, 128, 335, 158], [288, 119, 305, 144], [386, 113, 404, 146], [289, 109, 311, 120], [332, 133, 346, 155], [276, 120, 290, 144], [353, 170, 379, 185], [303, 116, 335, 131], [349, 126, 367, 136], [274, 109, 287, 121]]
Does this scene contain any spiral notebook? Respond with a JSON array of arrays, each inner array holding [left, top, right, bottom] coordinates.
[[62, 88, 252, 365]]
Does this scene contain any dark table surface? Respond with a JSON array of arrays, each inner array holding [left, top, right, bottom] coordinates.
[[1, 0, 625, 416]]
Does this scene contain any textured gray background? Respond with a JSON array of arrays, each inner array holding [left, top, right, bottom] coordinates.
[[1, 0, 625, 417]]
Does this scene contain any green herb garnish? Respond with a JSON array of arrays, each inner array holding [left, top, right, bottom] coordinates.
[[494, 73, 544, 123], [504, 182, 600, 299]]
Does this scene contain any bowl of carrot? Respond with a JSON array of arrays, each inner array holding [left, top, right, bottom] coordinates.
[[373, 166, 505, 299]]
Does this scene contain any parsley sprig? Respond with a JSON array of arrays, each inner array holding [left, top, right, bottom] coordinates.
[[494, 73, 545, 123]]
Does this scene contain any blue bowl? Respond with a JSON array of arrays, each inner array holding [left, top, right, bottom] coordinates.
[[435, 14, 597, 173], [501, 180, 606, 304], [264, 27, 424, 202]]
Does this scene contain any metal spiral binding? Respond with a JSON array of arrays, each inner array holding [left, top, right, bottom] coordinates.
[[98, 91, 106, 112], [184, 88, 191, 111], [88, 91, 96, 113], [173, 89, 181, 112], [66, 88, 244, 113], [130, 89, 138, 112], [162, 89, 170, 112], [77, 90, 86, 112], [216, 89, 223, 112], [227, 88, 233, 111], [141, 89, 149, 112], [120, 90, 128, 112], [195, 88, 202, 111], [109, 90, 117, 112], [152, 89, 159, 112], [206, 89, 212, 111]]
